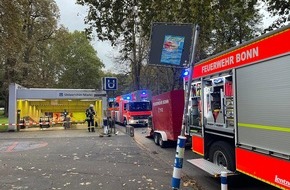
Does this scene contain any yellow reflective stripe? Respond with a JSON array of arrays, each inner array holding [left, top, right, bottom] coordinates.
[[238, 123, 290, 133]]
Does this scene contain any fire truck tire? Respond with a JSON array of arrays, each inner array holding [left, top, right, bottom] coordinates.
[[154, 133, 159, 145], [209, 141, 235, 171], [158, 136, 167, 148]]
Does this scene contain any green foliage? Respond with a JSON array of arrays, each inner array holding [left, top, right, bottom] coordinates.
[[0, 0, 26, 93], [0, 0, 104, 90], [77, 0, 264, 94], [209, 0, 262, 53], [0, 0, 106, 115], [0, 0, 61, 115], [262, 0, 290, 32], [143, 0, 262, 57], [267, 0, 290, 15], [141, 66, 184, 95], [0, 110, 8, 132], [77, 0, 148, 90], [19, 0, 60, 87], [48, 29, 105, 89], [0, 0, 285, 104], [0, 0, 60, 88]]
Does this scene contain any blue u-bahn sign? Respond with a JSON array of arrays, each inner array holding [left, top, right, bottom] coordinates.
[[102, 77, 118, 91]]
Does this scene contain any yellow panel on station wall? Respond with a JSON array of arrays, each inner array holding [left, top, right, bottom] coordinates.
[[23, 101, 29, 116], [17, 100, 23, 117], [96, 100, 102, 126], [72, 112, 86, 122]]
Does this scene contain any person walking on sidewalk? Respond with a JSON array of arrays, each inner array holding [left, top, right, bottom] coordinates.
[[86, 104, 96, 132]]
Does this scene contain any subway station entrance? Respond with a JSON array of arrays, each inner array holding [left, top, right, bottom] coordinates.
[[8, 83, 107, 131]]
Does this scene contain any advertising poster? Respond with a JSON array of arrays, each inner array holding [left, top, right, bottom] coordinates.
[[160, 35, 185, 65]]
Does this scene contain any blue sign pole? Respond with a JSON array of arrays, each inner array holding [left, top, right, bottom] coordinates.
[[171, 24, 200, 190]]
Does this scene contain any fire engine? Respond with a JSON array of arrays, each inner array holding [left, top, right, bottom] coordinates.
[[114, 90, 152, 126], [147, 89, 185, 148], [185, 24, 290, 189], [185, 25, 290, 189]]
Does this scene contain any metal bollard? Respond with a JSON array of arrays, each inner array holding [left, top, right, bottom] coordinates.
[[129, 126, 134, 137], [171, 136, 187, 189], [126, 126, 134, 137], [221, 171, 228, 190]]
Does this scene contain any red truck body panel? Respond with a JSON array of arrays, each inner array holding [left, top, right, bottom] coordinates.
[[236, 148, 290, 190], [152, 90, 184, 141]]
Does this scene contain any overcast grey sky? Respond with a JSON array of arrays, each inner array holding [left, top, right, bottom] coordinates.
[[54, 0, 116, 71]]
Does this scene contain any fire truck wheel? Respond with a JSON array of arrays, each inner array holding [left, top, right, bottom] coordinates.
[[154, 133, 159, 145], [158, 136, 167, 148], [209, 141, 235, 171]]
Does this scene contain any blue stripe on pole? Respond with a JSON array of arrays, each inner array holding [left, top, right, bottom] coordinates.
[[172, 136, 186, 189], [221, 176, 227, 184], [177, 136, 186, 148], [174, 157, 183, 168], [172, 177, 181, 188]]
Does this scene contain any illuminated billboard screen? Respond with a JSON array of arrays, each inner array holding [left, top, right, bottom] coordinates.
[[148, 23, 194, 67]]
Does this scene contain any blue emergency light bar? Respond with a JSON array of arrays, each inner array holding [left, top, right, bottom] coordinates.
[[108, 98, 115, 102], [183, 69, 189, 76]]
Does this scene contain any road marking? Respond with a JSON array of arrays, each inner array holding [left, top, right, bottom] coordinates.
[[0, 141, 48, 153], [6, 141, 19, 152]]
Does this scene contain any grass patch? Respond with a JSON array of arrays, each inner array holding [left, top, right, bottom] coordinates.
[[0, 110, 8, 132]]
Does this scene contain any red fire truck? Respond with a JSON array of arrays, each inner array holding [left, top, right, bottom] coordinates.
[[147, 90, 185, 148], [186, 24, 290, 189], [114, 90, 152, 126]]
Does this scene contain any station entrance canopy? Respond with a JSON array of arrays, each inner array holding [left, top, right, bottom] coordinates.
[[8, 83, 107, 131]]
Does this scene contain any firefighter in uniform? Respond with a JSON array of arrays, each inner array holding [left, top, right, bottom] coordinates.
[[62, 109, 69, 129], [86, 104, 96, 132]]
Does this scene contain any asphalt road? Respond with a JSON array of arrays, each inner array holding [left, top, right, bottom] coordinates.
[[130, 125, 281, 190], [0, 125, 281, 190]]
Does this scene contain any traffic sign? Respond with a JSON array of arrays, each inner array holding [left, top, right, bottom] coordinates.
[[102, 77, 118, 91]]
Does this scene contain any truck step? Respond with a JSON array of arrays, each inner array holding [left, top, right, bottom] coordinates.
[[187, 158, 234, 177]]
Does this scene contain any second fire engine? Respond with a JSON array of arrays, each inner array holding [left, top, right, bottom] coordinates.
[[113, 90, 152, 126]]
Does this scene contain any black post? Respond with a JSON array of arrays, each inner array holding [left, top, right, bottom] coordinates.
[[16, 110, 21, 131]]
